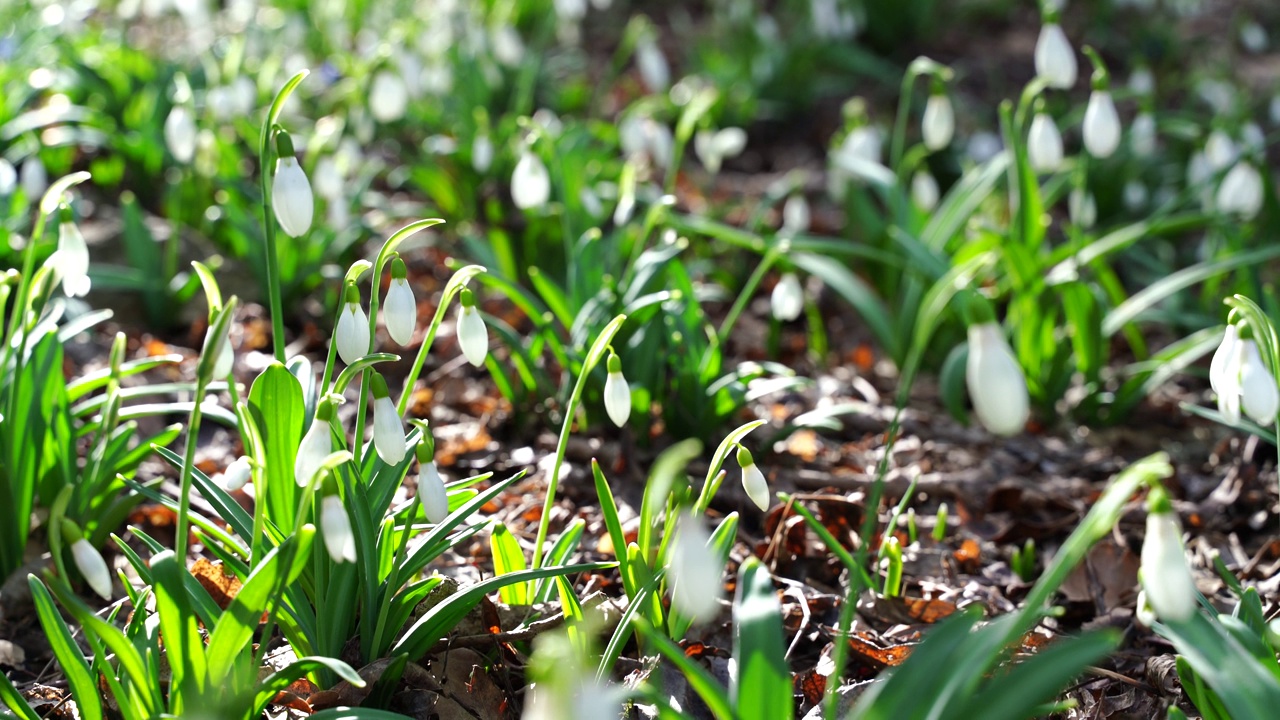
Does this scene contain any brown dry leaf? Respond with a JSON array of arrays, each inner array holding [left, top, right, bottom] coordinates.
[[850, 344, 875, 372], [896, 596, 958, 624], [434, 425, 492, 467], [190, 558, 242, 610], [129, 503, 177, 528], [845, 632, 915, 671], [408, 387, 435, 417], [269, 690, 312, 713], [596, 533, 615, 556], [786, 430, 821, 463], [795, 669, 826, 706], [144, 338, 173, 357], [953, 539, 982, 572]]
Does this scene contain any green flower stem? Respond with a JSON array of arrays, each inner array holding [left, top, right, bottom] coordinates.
[[531, 314, 627, 571], [395, 265, 486, 416], [174, 379, 209, 564], [890, 57, 951, 172], [257, 70, 309, 364], [717, 245, 780, 342]]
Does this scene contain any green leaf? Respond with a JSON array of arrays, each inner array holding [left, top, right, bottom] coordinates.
[[248, 363, 304, 530], [0, 669, 40, 720], [732, 558, 792, 720], [592, 460, 631, 593], [27, 577, 104, 720], [634, 621, 734, 720], [149, 550, 208, 713], [490, 523, 530, 605]]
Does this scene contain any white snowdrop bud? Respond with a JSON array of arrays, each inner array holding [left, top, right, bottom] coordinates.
[[667, 513, 722, 623], [1216, 162, 1264, 219], [1239, 339, 1279, 425], [164, 106, 197, 163], [771, 272, 804, 322], [781, 195, 810, 234], [0, 159, 15, 195], [1130, 112, 1156, 157], [221, 456, 252, 492], [21, 157, 47, 201], [370, 71, 408, 123], [419, 459, 449, 523], [695, 127, 748, 174], [271, 132, 314, 237], [911, 170, 940, 211], [321, 493, 357, 564], [56, 220, 91, 298], [737, 446, 770, 511], [335, 283, 371, 365], [1028, 113, 1064, 172], [840, 126, 883, 165], [370, 373, 406, 465], [456, 288, 489, 367], [635, 35, 670, 92], [203, 323, 233, 379], [965, 322, 1030, 436], [295, 400, 335, 487], [1128, 67, 1155, 96], [384, 258, 416, 346], [1069, 187, 1097, 229], [1205, 130, 1237, 172], [512, 150, 551, 210], [313, 156, 343, 201], [921, 92, 955, 151], [603, 352, 632, 427], [472, 132, 494, 173], [1240, 20, 1268, 54], [71, 538, 112, 601], [1035, 23, 1077, 89], [1083, 91, 1120, 158], [1140, 490, 1197, 623]]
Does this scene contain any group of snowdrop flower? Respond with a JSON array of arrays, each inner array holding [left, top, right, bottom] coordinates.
[[1209, 321, 1279, 427]]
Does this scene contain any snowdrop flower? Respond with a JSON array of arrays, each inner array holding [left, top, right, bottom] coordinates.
[[1128, 67, 1155, 96], [1205, 130, 1237, 172], [1083, 90, 1120, 158], [21, 157, 47, 201], [0, 159, 14, 195], [1140, 489, 1197, 623], [1028, 112, 1064, 172], [839, 125, 883, 165], [220, 456, 252, 492], [456, 288, 489, 366], [472, 132, 494, 173], [56, 220, 91, 298], [295, 399, 335, 487], [1210, 324, 1243, 423], [370, 71, 409, 123], [1239, 338, 1280, 424], [313, 156, 343, 201], [1123, 180, 1148, 212], [62, 520, 111, 600], [335, 283, 370, 365], [635, 35, 670, 91], [202, 322, 233, 379], [1216, 162, 1264, 219], [1130, 112, 1157, 157], [370, 373, 406, 465], [1242, 122, 1266, 155], [603, 351, 631, 427], [1034, 23, 1077, 89], [492, 25, 525, 67], [694, 127, 748, 174], [384, 257, 416, 346], [511, 150, 551, 210], [1069, 187, 1097, 229], [415, 428, 449, 523], [771, 272, 804, 322], [737, 446, 769, 511], [911, 170, 940, 211], [321, 493, 357, 564], [781, 195, 810, 235], [271, 131, 314, 237], [966, 131, 1003, 164], [164, 106, 197, 163], [965, 322, 1030, 436], [921, 92, 954, 151], [667, 512, 722, 622]]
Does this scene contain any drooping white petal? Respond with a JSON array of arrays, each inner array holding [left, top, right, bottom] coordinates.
[[1130, 112, 1157, 157], [1083, 91, 1121, 158], [1217, 334, 1245, 425], [335, 302, 370, 365], [771, 272, 804, 322], [1028, 113, 1064, 172], [221, 456, 252, 492], [272, 156, 314, 237], [384, 278, 416, 346], [1140, 510, 1197, 622], [56, 222, 91, 298], [1239, 340, 1279, 424], [457, 305, 489, 367], [1068, 188, 1097, 229], [1209, 325, 1239, 393], [840, 126, 882, 165], [668, 514, 722, 622], [1216, 162, 1264, 219], [1034, 23, 1078, 89], [492, 25, 526, 67], [472, 133, 494, 173], [372, 396, 407, 465], [1205, 130, 1237, 172], [164, 106, 197, 163], [72, 539, 112, 601], [741, 462, 769, 511], [419, 461, 450, 523], [370, 71, 409, 123], [511, 151, 551, 210], [921, 94, 955, 151], [321, 494, 358, 564], [965, 323, 1030, 436], [602, 370, 632, 427], [911, 170, 940, 211], [295, 418, 332, 487], [781, 195, 810, 234]]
